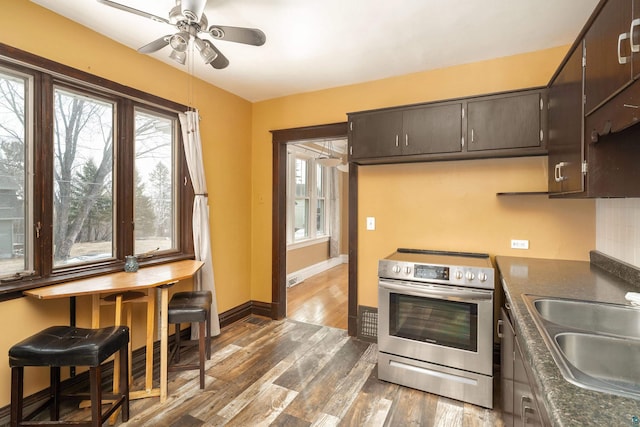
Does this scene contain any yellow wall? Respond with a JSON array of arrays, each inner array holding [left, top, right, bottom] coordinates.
[[287, 242, 329, 274], [250, 46, 596, 305], [0, 1, 252, 406]]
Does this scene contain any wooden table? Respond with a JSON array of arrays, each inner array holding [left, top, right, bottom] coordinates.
[[24, 259, 204, 403]]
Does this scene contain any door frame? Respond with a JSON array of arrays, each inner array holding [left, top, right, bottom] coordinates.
[[271, 122, 358, 335]]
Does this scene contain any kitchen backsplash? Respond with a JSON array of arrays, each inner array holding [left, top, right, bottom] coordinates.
[[596, 198, 640, 268]]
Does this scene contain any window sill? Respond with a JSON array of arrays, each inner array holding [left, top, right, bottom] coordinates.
[[287, 236, 330, 250]]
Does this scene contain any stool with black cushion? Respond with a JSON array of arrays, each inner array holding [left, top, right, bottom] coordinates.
[[167, 290, 212, 389], [9, 325, 129, 427]]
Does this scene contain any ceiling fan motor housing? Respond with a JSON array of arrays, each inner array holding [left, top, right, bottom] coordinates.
[[180, 0, 206, 23]]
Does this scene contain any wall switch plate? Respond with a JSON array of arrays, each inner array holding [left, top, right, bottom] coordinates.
[[366, 217, 376, 230], [511, 239, 529, 250]]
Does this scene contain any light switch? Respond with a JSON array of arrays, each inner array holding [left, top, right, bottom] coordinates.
[[366, 217, 376, 230]]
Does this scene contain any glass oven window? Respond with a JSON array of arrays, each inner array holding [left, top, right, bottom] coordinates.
[[389, 293, 478, 352]]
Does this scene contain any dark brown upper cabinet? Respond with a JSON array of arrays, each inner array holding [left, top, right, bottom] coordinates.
[[548, 41, 586, 196], [348, 88, 546, 165], [584, 0, 634, 115], [547, 0, 640, 198], [467, 92, 544, 152], [348, 102, 463, 160]]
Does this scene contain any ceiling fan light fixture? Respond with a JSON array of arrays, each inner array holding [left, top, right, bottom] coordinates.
[[317, 157, 342, 167], [169, 31, 190, 52], [169, 49, 187, 65], [194, 37, 218, 64]]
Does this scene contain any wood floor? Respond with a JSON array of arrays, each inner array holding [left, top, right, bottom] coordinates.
[[9, 265, 505, 426], [286, 264, 348, 330]]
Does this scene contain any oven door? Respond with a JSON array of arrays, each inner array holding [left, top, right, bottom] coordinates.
[[378, 278, 494, 375]]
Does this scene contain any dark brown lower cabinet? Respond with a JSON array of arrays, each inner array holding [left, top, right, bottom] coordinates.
[[500, 307, 550, 427]]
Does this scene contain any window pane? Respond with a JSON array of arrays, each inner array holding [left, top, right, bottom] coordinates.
[[0, 70, 29, 276], [316, 199, 325, 235], [53, 88, 114, 267], [295, 158, 308, 197], [134, 109, 176, 255], [294, 199, 309, 240], [316, 163, 324, 197]]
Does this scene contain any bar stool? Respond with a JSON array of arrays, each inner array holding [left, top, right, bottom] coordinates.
[[9, 325, 129, 427], [167, 291, 212, 389]]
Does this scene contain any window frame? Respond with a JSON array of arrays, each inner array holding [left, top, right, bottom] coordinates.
[[0, 43, 194, 301], [286, 146, 330, 246]]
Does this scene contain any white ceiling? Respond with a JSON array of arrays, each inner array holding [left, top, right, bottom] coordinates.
[[31, 0, 600, 102]]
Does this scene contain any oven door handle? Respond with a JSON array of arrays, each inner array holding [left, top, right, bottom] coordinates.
[[379, 280, 493, 301]]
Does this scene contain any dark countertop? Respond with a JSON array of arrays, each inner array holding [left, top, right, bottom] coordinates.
[[496, 254, 640, 427]]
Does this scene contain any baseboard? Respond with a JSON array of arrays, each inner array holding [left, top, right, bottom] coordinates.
[[286, 255, 348, 287], [218, 300, 273, 328]]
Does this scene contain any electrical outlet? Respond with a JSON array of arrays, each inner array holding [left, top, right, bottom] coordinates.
[[511, 239, 529, 250], [366, 217, 376, 230]]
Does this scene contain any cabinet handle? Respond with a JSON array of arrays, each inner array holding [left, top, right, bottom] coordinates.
[[618, 32, 631, 64], [405, 134, 408, 146], [521, 395, 533, 427], [497, 319, 504, 338], [395, 135, 399, 147], [631, 18, 640, 53], [471, 128, 475, 143], [554, 161, 568, 182]]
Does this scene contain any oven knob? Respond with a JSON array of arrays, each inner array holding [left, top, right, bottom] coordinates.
[[454, 270, 463, 280], [404, 266, 412, 275], [478, 272, 488, 282], [392, 265, 401, 274], [465, 271, 475, 281]]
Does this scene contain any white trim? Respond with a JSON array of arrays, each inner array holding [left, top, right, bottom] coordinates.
[[286, 255, 348, 288], [287, 235, 329, 250]]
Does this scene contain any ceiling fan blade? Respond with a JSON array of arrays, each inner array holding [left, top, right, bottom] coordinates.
[[180, 0, 207, 23], [97, 0, 171, 25], [205, 42, 230, 69], [207, 25, 266, 46], [137, 36, 171, 54]]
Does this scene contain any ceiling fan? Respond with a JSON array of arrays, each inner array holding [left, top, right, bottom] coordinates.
[[97, 0, 266, 70]]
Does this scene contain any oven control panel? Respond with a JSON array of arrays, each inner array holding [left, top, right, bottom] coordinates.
[[378, 260, 495, 290]]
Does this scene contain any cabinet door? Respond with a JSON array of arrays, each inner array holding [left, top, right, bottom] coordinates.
[[548, 42, 585, 195], [500, 308, 515, 427], [466, 93, 541, 152], [401, 103, 463, 155], [514, 338, 544, 427], [349, 110, 403, 159], [585, 0, 633, 114]]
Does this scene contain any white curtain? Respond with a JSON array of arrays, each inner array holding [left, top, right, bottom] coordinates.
[[179, 110, 220, 337]]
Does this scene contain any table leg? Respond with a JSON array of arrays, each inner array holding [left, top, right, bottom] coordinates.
[[145, 288, 155, 393], [160, 285, 169, 402], [91, 294, 100, 328]]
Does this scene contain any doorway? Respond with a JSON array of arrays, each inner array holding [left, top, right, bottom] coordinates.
[[271, 123, 355, 332]]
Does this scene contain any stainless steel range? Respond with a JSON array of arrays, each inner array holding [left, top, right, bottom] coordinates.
[[377, 248, 495, 408]]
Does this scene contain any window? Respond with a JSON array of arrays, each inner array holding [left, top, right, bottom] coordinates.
[[134, 109, 177, 255], [287, 146, 330, 244], [0, 47, 193, 297], [52, 87, 115, 267], [0, 67, 31, 277]]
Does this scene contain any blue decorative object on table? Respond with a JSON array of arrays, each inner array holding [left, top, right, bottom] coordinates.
[[124, 255, 139, 272]]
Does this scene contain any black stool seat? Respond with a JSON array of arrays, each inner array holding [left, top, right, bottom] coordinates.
[[167, 290, 212, 390], [10, 326, 129, 368], [9, 325, 129, 427], [168, 291, 212, 324]]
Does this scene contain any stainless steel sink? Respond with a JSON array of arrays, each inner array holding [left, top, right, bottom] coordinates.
[[522, 295, 640, 400], [533, 297, 640, 339], [555, 332, 640, 397]]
